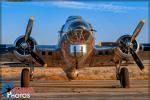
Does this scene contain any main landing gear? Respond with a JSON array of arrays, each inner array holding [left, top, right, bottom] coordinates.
[[21, 68, 30, 87], [21, 64, 34, 87], [116, 61, 130, 88]]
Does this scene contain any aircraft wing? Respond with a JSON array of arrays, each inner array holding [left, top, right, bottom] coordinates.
[[85, 42, 150, 67], [35, 45, 66, 67], [0, 44, 20, 64], [138, 43, 150, 60], [85, 42, 117, 67], [0, 44, 15, 54], [0, 44, 66, 67]]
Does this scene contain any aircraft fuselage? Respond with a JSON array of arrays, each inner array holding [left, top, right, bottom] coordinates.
[[59, 16, 95, 68]]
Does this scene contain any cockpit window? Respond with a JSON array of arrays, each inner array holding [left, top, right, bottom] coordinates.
[[61, 20, 92, 43], [65, 27, 91, 43], [69, 21, 90, 30], [62, 20, 90, 33]]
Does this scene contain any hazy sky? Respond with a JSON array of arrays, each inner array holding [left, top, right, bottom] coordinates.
[[1, 1, 149, 45]]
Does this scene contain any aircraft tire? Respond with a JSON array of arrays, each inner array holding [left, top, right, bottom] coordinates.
[[21, 68, 30, 87], [120, 67, 130, 88]]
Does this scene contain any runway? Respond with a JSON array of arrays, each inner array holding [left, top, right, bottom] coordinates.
[[1, 80, 149, 100]]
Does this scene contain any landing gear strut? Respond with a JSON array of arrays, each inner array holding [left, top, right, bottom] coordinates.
[[116, 60, 130, 88], [30, 64, 34, 81]]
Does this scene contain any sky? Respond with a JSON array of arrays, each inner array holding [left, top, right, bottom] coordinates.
[[1, 1, 149, 45]]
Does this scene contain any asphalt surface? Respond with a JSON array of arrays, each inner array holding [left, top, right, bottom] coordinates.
[[1, 80, 149, 100]]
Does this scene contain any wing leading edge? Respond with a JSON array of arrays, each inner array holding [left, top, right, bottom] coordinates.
[[87, 42, 150, 67]]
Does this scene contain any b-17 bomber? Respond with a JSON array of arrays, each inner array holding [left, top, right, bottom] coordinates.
[[0, 16, 150, 88]]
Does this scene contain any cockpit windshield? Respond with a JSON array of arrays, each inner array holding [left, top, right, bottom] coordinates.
[[69, 21, 90, 30], [59, 17, 95, 43], [62, 20, 91, 33], [61, 20, 92, 43]]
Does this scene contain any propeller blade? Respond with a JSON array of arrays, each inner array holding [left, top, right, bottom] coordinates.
[[131, 20, 145, 43], [130, 48, 144, 70], [24, 16, 34, 42], [30, 51, 47, 67]]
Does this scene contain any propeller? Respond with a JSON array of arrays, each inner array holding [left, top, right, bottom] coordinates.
[[120, 20, 145, 70], [131, 20, 145, 43], [30, 51, 47, 67], [130, 48, 144, 70], [24, 16, 34, 42], [130, 20, 145, 70], [23, 16, 47, 67]]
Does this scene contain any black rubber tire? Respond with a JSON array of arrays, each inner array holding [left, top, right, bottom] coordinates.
[[21, 68, 30, 87], [120, 67, 130, 88]]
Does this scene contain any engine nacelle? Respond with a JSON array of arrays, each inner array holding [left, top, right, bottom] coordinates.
[[14, 35, 37, 61], [116, 35, 140, 58]]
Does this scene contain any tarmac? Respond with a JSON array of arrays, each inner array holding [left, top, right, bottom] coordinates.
[[1, 80, 149, 100]]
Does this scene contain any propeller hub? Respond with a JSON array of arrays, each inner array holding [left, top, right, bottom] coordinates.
[[21, 42, 29, 49], [14, 36, 36, 56], [117, 35, 139, 55], [129, 42, 133, 49]]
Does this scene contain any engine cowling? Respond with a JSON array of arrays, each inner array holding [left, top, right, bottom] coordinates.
[[116, 35, 140, 58], [14, 35, 37, 61]]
